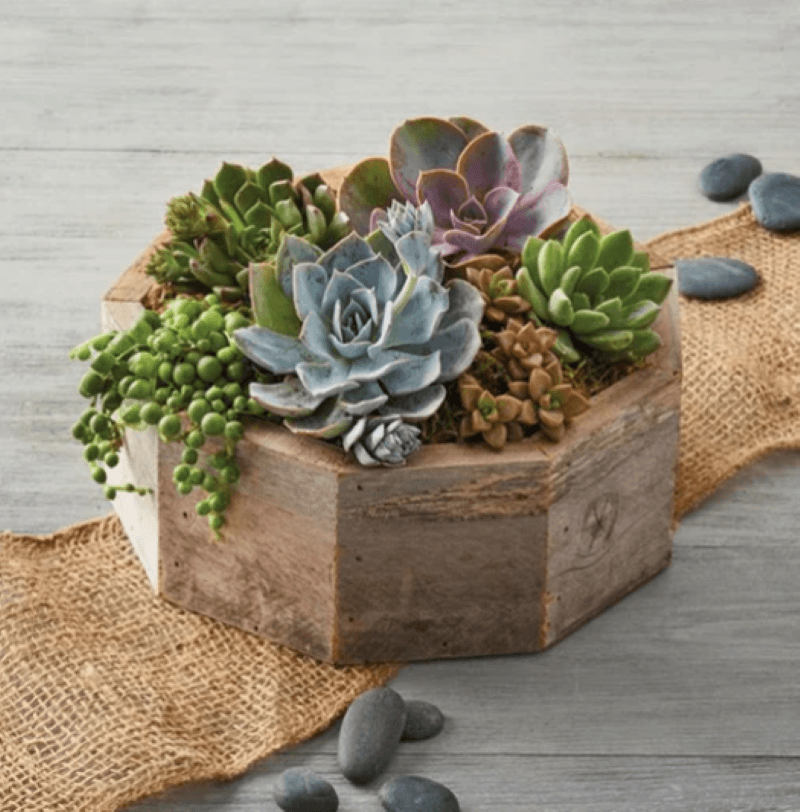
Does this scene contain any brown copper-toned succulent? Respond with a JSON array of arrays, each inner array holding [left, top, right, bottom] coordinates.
[[465, 266, 531, 325], [491, 318, 560, 381], [506, 359, 591, 442], [457, 374, 532, 450]]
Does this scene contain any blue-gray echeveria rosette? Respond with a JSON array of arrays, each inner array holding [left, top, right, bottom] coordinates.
[[338, 116, 573, 270], [233, 219, 484, 447]]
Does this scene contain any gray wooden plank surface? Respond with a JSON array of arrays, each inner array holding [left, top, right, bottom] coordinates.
[[2, 0, 799, 809]]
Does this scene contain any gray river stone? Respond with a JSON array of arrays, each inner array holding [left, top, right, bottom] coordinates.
[[273, 767, 339, 812], [749, 172, 800, 232], [676, 257, 759, 300], [379, 775, 460, 812], [699, 153, 761, 201], [338, 686, 406, 784], [401, 700, 445, 741]]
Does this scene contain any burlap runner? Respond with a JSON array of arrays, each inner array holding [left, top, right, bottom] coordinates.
[[1, 203, 798, 811], [646, 203, 800, 517]]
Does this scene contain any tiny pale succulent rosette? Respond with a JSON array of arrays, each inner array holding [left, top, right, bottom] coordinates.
[[342, 417, 422, 466], [339, 116, 572, 269], [233, 224, 484, 455]]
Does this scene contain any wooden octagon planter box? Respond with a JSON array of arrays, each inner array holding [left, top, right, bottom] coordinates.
[[102, 181, 681, 664]]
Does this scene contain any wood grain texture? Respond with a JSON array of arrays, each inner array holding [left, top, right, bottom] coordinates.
[[3, 0, 799, 808]]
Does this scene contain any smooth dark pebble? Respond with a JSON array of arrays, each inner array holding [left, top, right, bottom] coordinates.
[[699, 153, 761, 201], [273, 767, 339, 812], [676, 257, 759, 300], [749, 172, 800, 232], [401, 700, 445, 741], [379, 775, 460, 812], [338, 686, 406, 784]]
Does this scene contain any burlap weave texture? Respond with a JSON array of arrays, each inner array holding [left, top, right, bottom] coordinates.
[[1, 204, 798, 811]]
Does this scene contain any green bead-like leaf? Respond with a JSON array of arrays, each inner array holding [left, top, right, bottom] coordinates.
[[627, 271, 673, 305], [560, 265, 584, 297], [249, 261, 302, 337], [605, 266, 641, 300], [596, 230, 634, 273], [567, 231, 600, 274], [563, 216, 601, 257], [575, 267, 609, 299], [516, 267, 549, 321], [257, 158, 293, 193], [214, 162, 248, 203], [538, 241, 565, 297], [581, 330, 634, 352], [548, 288, 575, 326], [571, 309, 610, 334]]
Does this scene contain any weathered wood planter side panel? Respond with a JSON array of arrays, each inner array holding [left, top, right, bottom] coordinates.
[[336, 454, 552, 663], [157, 429, 341, 662], [100, 188, 680, 664]]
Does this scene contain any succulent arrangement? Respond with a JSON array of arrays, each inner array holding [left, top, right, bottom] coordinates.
[[72, 115, 673, 534]]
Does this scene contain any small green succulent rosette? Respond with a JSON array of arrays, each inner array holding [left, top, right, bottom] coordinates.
[[148, 158, 351, 298], [338, 116, 572, 270], [233, 210, 484, 459], [516, 217, 673, 363]]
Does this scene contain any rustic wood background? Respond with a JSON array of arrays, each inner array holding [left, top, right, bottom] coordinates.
[[3, 1, 799, 809]]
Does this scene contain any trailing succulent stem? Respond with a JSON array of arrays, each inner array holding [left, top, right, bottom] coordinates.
[[71, 295, 272, 537]]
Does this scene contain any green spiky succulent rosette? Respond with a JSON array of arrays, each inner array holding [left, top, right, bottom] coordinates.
[[147, 158, 351, 301], [71, 114, 674, 534]]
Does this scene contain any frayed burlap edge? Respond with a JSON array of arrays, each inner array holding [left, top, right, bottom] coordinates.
[[646, 203, 800, 518], [0, 513, 399, 812]]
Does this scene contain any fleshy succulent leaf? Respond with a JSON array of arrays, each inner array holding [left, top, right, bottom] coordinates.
[[214, 162, 248, 203], [548, 289, 575, 326], [571, 309, 610, 333], [256, 158, 293, 193], [507, 125, 570, 194], [416, 169, 470, 229], [276, 234, 324, 298], [249, 379, 326, 417], [339, 157, 402, 236], [448, 116, 490, 142], [627, 271, 673, 305], [538, 241, 565, 297], [380, 385, 447, 420], [389, 117, 470, 203], [233, 325, 318, 374], [567, 230, 600, 273], [596, 230, 635, 273], [284, 397, 353, 439], [605, 266, 641, 300], [516, 267, 550, 321], [249, 261, 302, 336], [455, 131, 523, 200]]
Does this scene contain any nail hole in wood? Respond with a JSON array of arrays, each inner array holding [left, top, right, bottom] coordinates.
[[355, 555, 362, 563], [182, 511, 188, 519], [356, 484, 363, 491], [348, 616, 354, 623], [174, 561, 179, 568]]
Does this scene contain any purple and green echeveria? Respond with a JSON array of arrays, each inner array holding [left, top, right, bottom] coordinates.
[[339, 116, 572, 270], [232, 227, 484, 448]]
